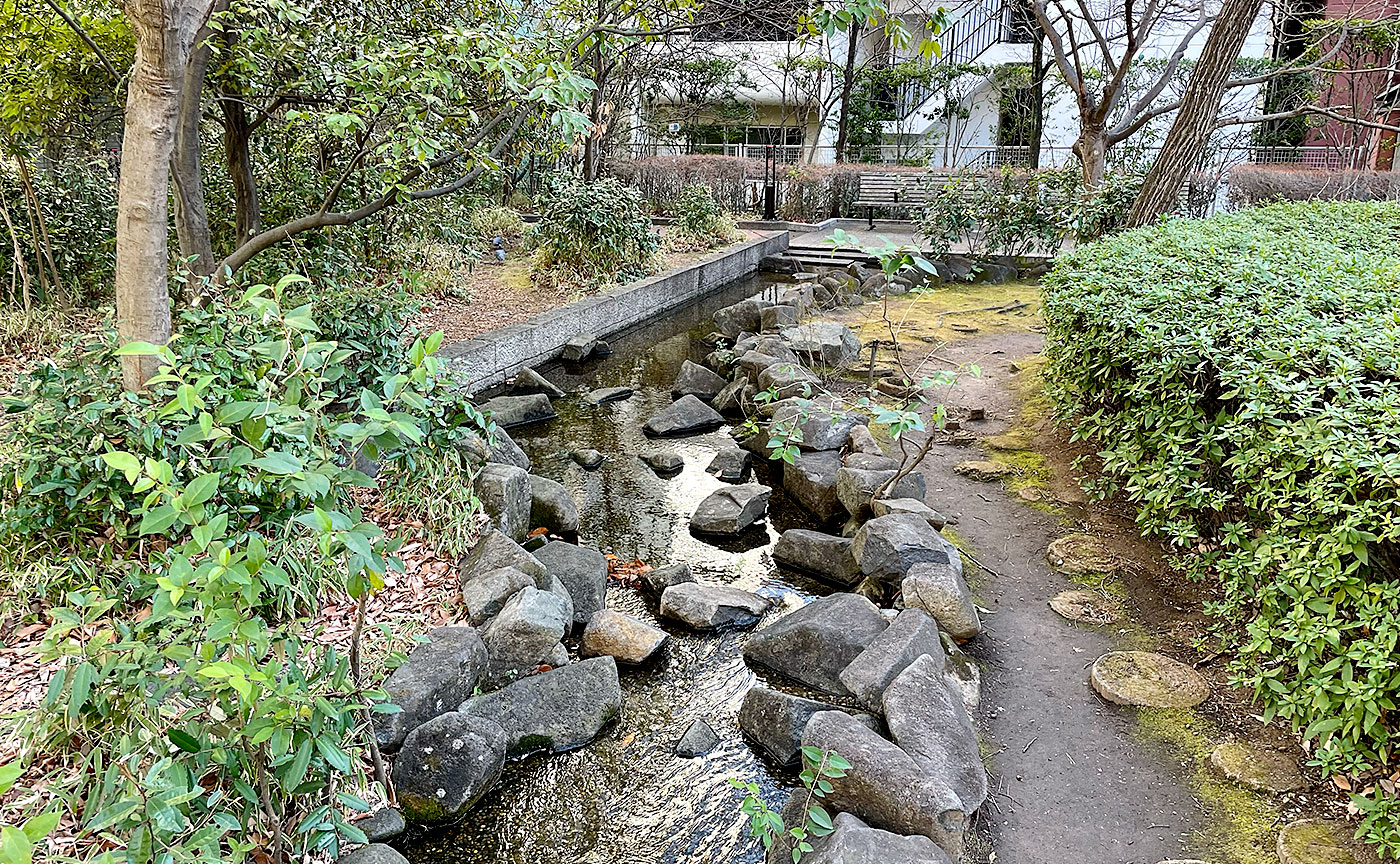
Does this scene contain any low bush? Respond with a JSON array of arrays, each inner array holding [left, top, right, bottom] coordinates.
[[530, 175, 659, 292], [1227, 164, 1400, 209], [1042, 201, 1400, 853], [467, 204, 527, 247], [611, 155, 761, 215], [664, 184, 745, 252]]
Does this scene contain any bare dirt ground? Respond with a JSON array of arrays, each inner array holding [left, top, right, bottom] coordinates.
[[828, 283, 1377, 863]]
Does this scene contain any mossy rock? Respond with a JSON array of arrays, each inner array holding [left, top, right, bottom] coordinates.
[[1277, 819, 1356, 864], [1046, 533, 1121, 577], [1049, 589, 1123, 625], [1090, 651, 1209, 708], [1209, 741, 1305, 793], [954, 460, 1018, 481]]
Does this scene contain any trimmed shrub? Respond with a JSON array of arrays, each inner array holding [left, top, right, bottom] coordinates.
[[611, 155, 761, 215], [531, 175, 659, 291], [1227, 164, 1400, 209], [663, 184, 744, 252], [1042, 201, 1400, 850]]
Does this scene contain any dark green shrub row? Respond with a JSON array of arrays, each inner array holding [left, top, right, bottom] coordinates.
[[1042, 201, 1400, 848]]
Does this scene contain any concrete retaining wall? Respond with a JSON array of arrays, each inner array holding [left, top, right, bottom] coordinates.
[[441, 231, 789, 393]]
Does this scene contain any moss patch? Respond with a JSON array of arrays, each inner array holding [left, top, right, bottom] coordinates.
[[1135, 708, 1282, 864], [846, 280, 1043, 346]]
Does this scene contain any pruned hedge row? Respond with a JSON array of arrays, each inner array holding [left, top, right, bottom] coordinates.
[[1227, 164, 1400, 208], [1043, 202, 1400, 829]]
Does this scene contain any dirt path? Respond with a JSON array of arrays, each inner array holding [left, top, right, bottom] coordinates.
[[908, 329, 1208, 863]]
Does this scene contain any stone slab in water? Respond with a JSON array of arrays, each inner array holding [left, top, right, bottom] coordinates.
[[586, 386, 633, 405], [642, 562, 696, 594], [391, 711, 507, 824], [582, 609, 669, 665], [562, 332, 599, 362], [659, 581, 769, 630], [1048, 589, 1122, 625], [570, 448, 605, 469], [512, 367, 565, 399], [690, 484, 771, 535], [480, 393, 557, 428], [642, 451, 685, 476], [354, 808, 405, 843], [707, 447, 752, 481], [1209, 741, 1305, 793], [459, 656, 621, 758], [1277, 819, 1357, 864], [742, 593, 889, 696], [675, 719, 720, 758], [737, 685, 840, 767], [643, 394, 725, 437], [772, 529, 862, 587], [1090, 651, 1209, 708], [672, 359, 727, 401]]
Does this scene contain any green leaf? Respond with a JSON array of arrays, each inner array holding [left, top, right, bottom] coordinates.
[[0, 763, 22, 795], [67, 661, 96, 720], [283, 737, 313, 790], [114, 341, 161, 356], [182, 472, 221, 506], [100, 451, 141, 475], [21, 812, 60, 844], [252, 452, 303, 475], [167, 729, 202, 754], [0, 826, 32, 864], [138, 505, 180, 536]]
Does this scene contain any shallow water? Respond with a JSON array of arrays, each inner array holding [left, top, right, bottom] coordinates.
[[401, 273, 838, 864]]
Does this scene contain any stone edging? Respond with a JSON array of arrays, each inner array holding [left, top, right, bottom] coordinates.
[[440, 231, 789, 393]]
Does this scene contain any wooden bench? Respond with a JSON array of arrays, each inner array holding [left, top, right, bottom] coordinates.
[[852, 173, 932, 228]]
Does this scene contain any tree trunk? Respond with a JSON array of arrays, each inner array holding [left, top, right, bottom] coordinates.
[[171, 0, 223, 277], [115, 0, 215, 391], [1074, 125, 1107, 188], [583, 0, 605, 180], [833, 20, 862, 165], [1029, 41, 1045, 170], [1127, 0, 1266, 226], [220, 89, 262, 246]]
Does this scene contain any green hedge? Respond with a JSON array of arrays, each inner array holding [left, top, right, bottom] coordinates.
[[1043, 201, 1400, 841]]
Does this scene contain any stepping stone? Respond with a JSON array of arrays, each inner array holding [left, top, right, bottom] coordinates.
[[672, 360, 727, 400], [1048, 589, 1122, 625], [952, 460, 1016, 481], [571, 448, 605, 469], [738, 685, 839, 767], [480, 393, 557, 428], [659, 582, 769, 630], [674, 719, 719, 758], [512, 368, 565, 399], [458, 656, 621, 758], [586, 386, 633, 405], [642, 451, 685, 476], [641, 562, 696, 594], [706, 447, 752, 481], [690, 484, 770, 535], [391, 712, 507, 824], [643, 394, 725, 437], [1090, 651, 1209, 708], [1209, 742, 1305, 793], [1046, 533, 1122, 577], [581, 609, 668, 665], [1277, 819, 1356, 864], [772, 529, 862, 587], [742, 593, 888, 696], [562, 332, 600, 362]]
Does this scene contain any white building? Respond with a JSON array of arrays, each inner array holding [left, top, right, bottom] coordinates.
[[631, 0, 1276, 168]]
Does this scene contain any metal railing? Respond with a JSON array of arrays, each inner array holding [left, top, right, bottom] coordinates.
[[894, 0, 1020, 119]]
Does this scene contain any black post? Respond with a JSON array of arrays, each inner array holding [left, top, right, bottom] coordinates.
[[763, 145, 777, 221]]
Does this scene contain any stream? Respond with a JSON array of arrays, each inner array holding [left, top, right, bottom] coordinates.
[[401, 272, 841, 864]]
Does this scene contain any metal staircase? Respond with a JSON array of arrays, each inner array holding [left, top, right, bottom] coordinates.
[[893, 0, 1035, 122]]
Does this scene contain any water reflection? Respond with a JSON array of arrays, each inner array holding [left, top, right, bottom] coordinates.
[[401, 273, 833, 864]]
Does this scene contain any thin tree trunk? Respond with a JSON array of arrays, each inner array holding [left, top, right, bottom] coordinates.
[[1029, 42, 1045, 170], [115, 0, 215, 391], [0, 185, 31, 311], [1074, 125, 1107, 188], [171, 0, 224, 277], [1127, 0, 1266, 226], [583, 0, 605, 181], [14, 156, 63, 301], [219, 90, 262, 247], [833, 20, 862, 165]]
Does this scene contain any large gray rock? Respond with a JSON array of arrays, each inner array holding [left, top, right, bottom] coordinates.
[[760, 304, 800, 332], [477, 463, 532, 542], [738, 685, 839, 767], [458, 530, 546, 588], [586, 386, 633, 405], [642, 562, 696, 595], [711, 378, 753, 417], [481, 586, 569, 687], [872, 497, 948, 530], [742, 593, 888, 695], [529, 474, 578, 535], [660, 582, 770, 630], [460, 565, 536, 626], [337, 844, 408, 864], [781, 321, 862, 367], [836, 467, 927, 517], [756, 361, 822, 400], [713, 298, 773, 338], [457, 427, 531, 472], [512, 368, 565, 399], [374, 626, 487, 753], [544, 575, 575, 629], [852, 514, 961, 582], [801, 710, 967, 857], [839, 608, 945, 711], [582, 609, 669, 665], [675, 719, 720, 758], [690, 484, 771, 535], [562, 332, 599, 362], [765, 811, 954, 864], [672, 360, 728, 401], [458, 656, 621, 757], [353, 808, 405, 844], [391, 712, 507, 824], [902, 562, 980, 641], [772, 529, 863, 587], [737, 351, 782, 383], [782, 450, 843, 521], [707, 447, 753, 482], [848, 424, 885, 457], [769, 402, 868, 452], [644, 394, 725, 437], [533, 541, 608, 627], [479, 393, 556, 428], [883, 655, 987, 815], [642, 451, 685, 476]]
